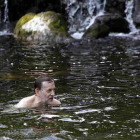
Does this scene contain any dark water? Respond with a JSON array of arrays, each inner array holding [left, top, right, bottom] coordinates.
[[0, 35, 140, 140]]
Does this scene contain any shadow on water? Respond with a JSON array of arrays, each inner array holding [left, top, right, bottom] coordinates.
[[0, 35, 140, 139]]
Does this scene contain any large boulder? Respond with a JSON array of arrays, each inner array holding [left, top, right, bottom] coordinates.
[[14, 11, 71, 44], [94, 13, 130, 33], [133, 0, 140, 27]]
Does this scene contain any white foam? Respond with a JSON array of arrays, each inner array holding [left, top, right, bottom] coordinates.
[[0, 30, 13, 36], [75, 109, 101, 114], [59, 117, 85, 122], [71, 32, 84, 39], [104, 106, 116, 111], [40, 114, 60, 118]]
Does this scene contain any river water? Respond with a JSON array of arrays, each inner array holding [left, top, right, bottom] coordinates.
[[0, 35, 140, 140]]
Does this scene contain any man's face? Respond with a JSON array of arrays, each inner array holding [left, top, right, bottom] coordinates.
[[39, 81, 56, 104]]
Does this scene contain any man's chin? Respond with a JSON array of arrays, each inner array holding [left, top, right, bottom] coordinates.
[[46, 98, 54, 104]]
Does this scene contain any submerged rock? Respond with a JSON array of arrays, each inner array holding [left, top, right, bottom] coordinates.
[[14, 11, 71, 44]]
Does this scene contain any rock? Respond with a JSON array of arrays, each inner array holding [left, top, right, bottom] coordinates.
[[83, 13, 129, 40], [94, 13, 130, 33], [83, 23, 110, 39], [14, 11, 71, 44], [133, 0, 140, 27], [14, 13, 35, 38]]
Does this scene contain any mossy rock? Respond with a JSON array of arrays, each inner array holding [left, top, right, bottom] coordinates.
[[13, 11, 71, 43], [43, 11, 69, 37], [14, 13, 35, 38], [84, 23, 110, 39]]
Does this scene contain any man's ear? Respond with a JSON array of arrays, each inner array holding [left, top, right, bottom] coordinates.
[[35, 88, 40, 96]]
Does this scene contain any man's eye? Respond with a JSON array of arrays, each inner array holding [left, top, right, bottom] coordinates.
[[47, 89, 52, 92]]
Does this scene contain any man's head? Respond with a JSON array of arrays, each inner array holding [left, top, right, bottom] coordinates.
[[34, 75, 54, 91], [34, 75, 56, 104]]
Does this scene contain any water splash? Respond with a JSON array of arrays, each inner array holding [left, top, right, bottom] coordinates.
[[66, 0, 107, 39]]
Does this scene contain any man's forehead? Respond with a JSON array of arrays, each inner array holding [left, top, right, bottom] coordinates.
[[42, 81, 55, 88]]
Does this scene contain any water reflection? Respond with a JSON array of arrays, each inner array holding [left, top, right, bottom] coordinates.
[[0, 36, 140, 139]]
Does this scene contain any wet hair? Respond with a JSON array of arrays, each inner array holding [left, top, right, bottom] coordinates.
[[34, 75, 54, 91]]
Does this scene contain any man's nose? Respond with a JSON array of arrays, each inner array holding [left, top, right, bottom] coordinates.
[[51, 90, 55, 96]]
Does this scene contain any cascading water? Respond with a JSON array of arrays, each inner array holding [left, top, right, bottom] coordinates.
[[66, 0, 139, 39], [66, 0, 107, 39], [0, 0, 9, 23], [4, 0, 9, 22], [125, 0, 137, 33], [0, 9, 1, 22], [0, 0, 12, 36]]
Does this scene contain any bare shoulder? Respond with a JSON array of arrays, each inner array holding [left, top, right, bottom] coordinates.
[[14, 95, 35, 108], [52, 99, 61, 106]]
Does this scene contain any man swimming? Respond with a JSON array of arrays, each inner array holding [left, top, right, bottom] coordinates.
[[15, 75, 61, 108]]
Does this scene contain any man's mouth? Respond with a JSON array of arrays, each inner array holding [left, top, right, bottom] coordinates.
[[49, 96, 54, 100]]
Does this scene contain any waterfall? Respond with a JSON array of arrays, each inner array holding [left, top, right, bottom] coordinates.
[[0, 0, 12, 36], [103, 0, 107, 13], [66, 0, 107, 39], [0, 9, 1, 22], [125, 0, 137, 33], [4, 0, 9, 22], [0, 0, 9, 23]]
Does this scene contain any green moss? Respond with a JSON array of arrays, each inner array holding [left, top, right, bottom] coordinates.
[[18, 29, 36, 39], [14, 13, 35, 37], [35, 13, 42, 17], [43, 11, 69, 36]]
